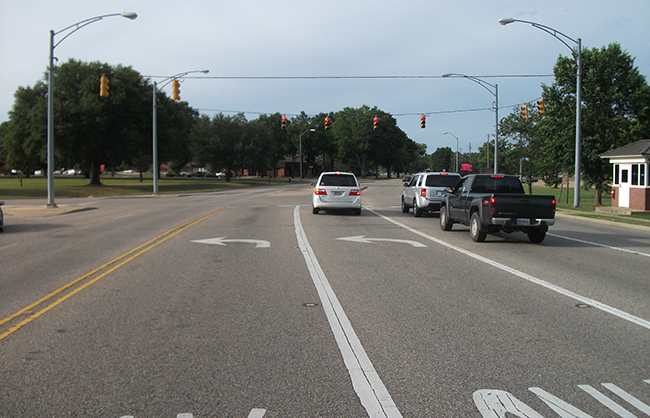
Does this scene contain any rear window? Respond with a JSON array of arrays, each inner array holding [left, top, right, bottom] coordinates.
[[319, 174, 358, 187], [425, 174, 460, 188], [471, 176, 524, 193]]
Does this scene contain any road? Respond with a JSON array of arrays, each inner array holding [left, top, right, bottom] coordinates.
[[1, 179, 649, 417]]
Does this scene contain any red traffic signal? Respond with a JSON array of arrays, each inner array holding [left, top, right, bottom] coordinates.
[[373, 116, 379, 130], [324, 116, 331, 130], [420, 114, 426, 129], [281, 115, 287, 129]]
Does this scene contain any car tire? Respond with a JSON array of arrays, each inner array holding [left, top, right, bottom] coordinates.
[[413, 199, 423, 217], [470, 212, 487, 242], [312, 207, 319, 214], [353, 208, 361, 216], [439, 205, 453, 231], [401, 197, 409, 213], [527, 229, 546, 243]]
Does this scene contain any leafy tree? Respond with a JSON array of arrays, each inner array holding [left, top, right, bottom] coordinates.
[[190, 113, 246, 181], [542, 43, 650, 204], [1, 83, 48, 176], [430, 147, 453, 172]]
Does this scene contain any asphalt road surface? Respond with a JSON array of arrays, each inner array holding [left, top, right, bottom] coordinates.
[[1, 179, 649, 417]]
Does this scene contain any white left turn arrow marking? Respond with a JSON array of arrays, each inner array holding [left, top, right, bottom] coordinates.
[[191, 237, 271, 248], [336, 235, 426, 247]]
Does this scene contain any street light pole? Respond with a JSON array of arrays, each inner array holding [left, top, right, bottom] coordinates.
[[441, 73, 499, 173], [299, 129, 316, 183], [499, 17, 582, 207], [152, 70, 209, 194], [443, 132, 460, 172], [46, 12, 137, 207]]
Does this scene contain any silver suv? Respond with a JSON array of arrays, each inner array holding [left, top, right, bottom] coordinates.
[[401, 172, 461, 216]]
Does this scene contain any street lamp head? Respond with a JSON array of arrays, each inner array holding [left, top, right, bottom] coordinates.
[[441, 73, 452, 78], [443, 131, 450, 135], [498, 17, 515, 26], [200, 70, 209, 74], [120, 12, 138, 20], [310, 129, 316, 132]]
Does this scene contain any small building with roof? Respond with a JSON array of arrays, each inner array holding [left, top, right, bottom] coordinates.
[[600, 140, 650, 211]]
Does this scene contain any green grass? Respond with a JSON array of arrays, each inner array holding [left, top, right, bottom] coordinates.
[[0, 174, 298, 199]]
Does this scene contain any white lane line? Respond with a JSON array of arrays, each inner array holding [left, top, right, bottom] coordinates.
[[365, 207, 650, 331], [547, 233, 650, 257], [248, 408, 267, 418], [0, 243, 18, 250], [113, 213, 136, 220], [294, 206, 402, 418], [578, 385, 636, 417], [601, 383, 650, 415]]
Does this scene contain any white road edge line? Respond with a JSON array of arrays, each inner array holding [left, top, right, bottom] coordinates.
[[364, 206, 650, 331], [293, 206, 402, 418], [547, 232, 650, 257]]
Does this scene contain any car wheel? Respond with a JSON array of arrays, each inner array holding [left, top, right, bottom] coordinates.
[[413, 199, 423, 217], [439, 206, 453, 231], [401, 197, 409, 213], [312, 207, 319, 214], [353, 208, 361, 216], [527, 229, 546, 243], [469, 212, 487, 242]]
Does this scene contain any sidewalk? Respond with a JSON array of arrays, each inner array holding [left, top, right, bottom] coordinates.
[[1, 204, 96, 218]]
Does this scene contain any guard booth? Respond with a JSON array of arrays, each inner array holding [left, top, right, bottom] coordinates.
[[600, 140, 650, 211]]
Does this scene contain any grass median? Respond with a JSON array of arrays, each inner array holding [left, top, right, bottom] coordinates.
[[0, 174, 299, 199]]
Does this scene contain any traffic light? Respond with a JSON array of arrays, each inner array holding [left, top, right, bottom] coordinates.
[[521, 104, 528, 121], [373, 116, 379, 130], [172, 78, 181, 100], [324, 116, 331, 131], [537, 98, 546, 116], [281, 115, 287, 130], [420, 114, 426, 129], [99, 75, 109, 97]]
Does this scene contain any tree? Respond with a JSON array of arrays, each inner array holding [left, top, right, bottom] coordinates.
[[542, 43, 650, 204], [430, 147, 453, 172], [190, 113, 246, 182], [1, 83, 48, 176]]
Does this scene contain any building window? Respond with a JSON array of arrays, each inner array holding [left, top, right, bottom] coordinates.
[[632, 164, 639, 186], [641, 164, 646, 186], [622, 169, 629, 183], [614, 164, 620, 184]]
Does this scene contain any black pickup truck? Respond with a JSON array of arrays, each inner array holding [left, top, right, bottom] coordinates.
[[439, 174, 556, 243]]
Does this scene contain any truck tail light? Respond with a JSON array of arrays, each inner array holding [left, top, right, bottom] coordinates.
[[552, 198, 556, 217], [349, 189, 361, 196], [421, 188, 427, 197], [314, 188, 327, 196], [489, 197, 497, 215]]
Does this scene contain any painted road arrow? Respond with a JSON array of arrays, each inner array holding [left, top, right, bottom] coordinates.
[[336, 235, 427, 247], [191, 237, 271, 248]]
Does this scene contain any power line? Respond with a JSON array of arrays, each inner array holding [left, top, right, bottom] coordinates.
[[146, 74, 553, 80]]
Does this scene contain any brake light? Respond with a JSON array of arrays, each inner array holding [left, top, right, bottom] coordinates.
[[552, 198, 556, 217], [314, 188, 327, 196], [493, 175, 502, 178], [421, 188, 427, 197], [349, 189, 361, 196], [489, 196, 497, 215]]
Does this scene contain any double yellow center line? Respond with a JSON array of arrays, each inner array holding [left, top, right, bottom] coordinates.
[[0, 208, 224, 342]]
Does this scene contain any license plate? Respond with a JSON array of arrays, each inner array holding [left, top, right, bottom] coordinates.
[[517, 218, 530, 226], [332, 191, 345, 196]]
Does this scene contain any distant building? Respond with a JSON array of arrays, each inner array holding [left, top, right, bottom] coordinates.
[[600, 140, 650, 211]]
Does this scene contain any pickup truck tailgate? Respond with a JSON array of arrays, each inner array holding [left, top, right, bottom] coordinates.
[[492, 194, 556, 219]]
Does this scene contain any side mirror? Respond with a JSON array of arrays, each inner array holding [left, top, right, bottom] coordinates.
[[403, 182, 409, 187], [310, 182, 316, 187]]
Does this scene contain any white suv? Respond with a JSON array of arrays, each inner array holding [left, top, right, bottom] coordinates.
[[401, 172, 461, 217], [312, 172, 362, 215]]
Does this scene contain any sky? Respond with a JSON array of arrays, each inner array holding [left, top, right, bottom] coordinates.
[[1, 0, 649, 155]]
